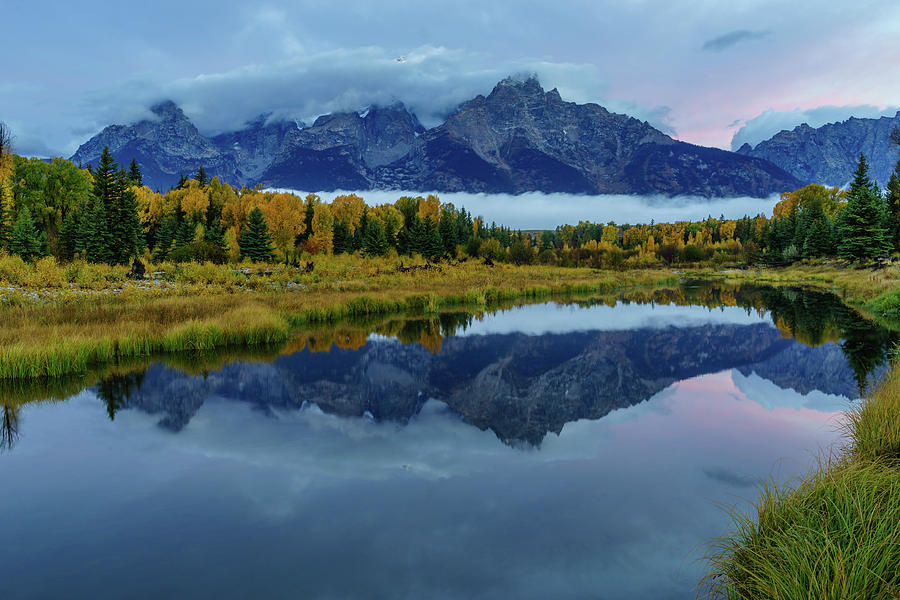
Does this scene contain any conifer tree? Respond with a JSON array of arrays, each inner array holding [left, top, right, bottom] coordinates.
[[81, 196, 111, 263], [58, 209, 79, 261], [332, 222, 353, 254], [886, 158, 900, 250], [401, 215, 427, 256], [239, 207, 275, 262], [363, 220, 388, 256], [196, 165, 207, 187], [439, 209, 458, 255], [153, 217, 177, 262], [174, 217, 196, 248], [128, 158, 142, 186], [9, 207, 46, 262], [423, 216, 444, 260], [838, 154, 892, 260], [109, 168, 143, 263]]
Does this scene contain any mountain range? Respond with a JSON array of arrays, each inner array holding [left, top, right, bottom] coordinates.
[[71, 77, 802, 197], [737, 112, 900, 188], [103, 321, 860, 446]]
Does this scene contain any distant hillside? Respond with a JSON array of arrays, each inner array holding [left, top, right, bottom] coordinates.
[[736, 112, 900, 188], [71, 77, 801, 197]]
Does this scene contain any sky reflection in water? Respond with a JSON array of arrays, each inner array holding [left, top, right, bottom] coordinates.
[[0, 295, 873, 600]]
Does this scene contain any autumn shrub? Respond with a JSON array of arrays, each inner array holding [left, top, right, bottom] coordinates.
[[0, 252, 31, 286]]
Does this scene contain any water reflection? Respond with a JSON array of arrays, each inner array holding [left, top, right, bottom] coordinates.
[[0, 370, 844, 600], [0, 283, 886, 599], [77, 285, 895, 446], [0, 284, 893, 451]]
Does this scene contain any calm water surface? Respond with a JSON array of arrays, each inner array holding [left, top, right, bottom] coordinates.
[[0, 285, 894, 599]]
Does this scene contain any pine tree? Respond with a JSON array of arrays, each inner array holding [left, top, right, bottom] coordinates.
[[439, 210, 458, 256], [128, 158, 143, 186], [81, 196, 111, 263], [402, 215, 427, 256], [363, 220, 388, 256], [239, 207, 275, 262], [174, 217, 196, 248], [9, 207, 46, 262], [332, 222, 353, 254], [423, 216, 444, 260], [196, 165, 207, 187], [886, 158, 900, 250], [153, 217, 177, 262], [58, 209, 79, 261], [838, 154, 892, 260], [110, 168, 143, 263]]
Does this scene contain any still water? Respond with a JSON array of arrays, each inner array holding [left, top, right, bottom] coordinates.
[[0, 285, 895, 599]]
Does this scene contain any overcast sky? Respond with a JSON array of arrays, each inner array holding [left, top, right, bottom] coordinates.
[[3, 0, 899, 158]]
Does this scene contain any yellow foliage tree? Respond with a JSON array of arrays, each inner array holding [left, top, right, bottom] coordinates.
[[331, 194, 367, 234], [418, 194, 441, 223], [262, 192, 306, 256], [306, 203, 334, 254]]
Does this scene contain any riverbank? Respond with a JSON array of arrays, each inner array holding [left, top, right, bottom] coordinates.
[[702, 363, 900, 599], [689, 262, 900, 327], [0, 255, 679, 379]]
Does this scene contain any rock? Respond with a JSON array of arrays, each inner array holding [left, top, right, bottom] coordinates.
[[72, 78, 801, 197], [737, 112, 900, 188]]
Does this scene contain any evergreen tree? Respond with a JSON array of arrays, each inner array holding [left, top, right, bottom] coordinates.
[[203, 220, 227, 251], [332, 222, 353, 254], [58, 209, 79, 261], [400, 215, 427, 256], [128, 158, 142, 186], [838, 154, 892, 260], [176, 174, 187, 190], [363, 220, 388, 256], [439, 209, 458, 256], [153, 217, 177, 262], [81, 196, 111, 263], [110, 168, 143, 264], [886, 158, 900, 250], [8, 207, 46, 262], [174, 217, 196, 248], [800, 197, 834, 258], [196, 165, 207, 187], [423, 216, 444, 260], [239, 207, 275, 262]]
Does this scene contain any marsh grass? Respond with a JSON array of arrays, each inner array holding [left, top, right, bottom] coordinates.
[[702, 359, 900, 599], [701, 458, 900, 600], [0, 259, 678, 379]]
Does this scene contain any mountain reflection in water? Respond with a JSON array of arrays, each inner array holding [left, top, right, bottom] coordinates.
[[84, 284, 893, 446], [1, 284, 894, 599]]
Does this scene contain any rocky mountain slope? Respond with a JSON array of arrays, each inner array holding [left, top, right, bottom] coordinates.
[[736, 112, 900, 188], [71, 78, 800, 197]]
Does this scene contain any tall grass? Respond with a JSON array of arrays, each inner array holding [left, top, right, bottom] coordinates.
[[0, 261, 678, 380], [702, 359, 900, 599], [701, 459, 900, 600]]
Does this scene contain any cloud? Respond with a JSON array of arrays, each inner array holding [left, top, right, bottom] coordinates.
[[52, 45, 681, 158], [74, 47, 618, 139], [701, 29, 771, 52], [731, 104, 900, 150]]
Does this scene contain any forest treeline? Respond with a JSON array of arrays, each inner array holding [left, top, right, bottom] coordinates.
[[1, 132, 899, 269]]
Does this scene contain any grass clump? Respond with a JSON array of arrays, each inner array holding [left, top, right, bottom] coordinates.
[[703, 359, 900, 599], [702, 459, 900, 600], [848, 364, 900, 464]]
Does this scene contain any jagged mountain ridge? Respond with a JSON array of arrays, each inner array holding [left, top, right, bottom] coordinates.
[[736, 112, 900, 188], [71, 78, 801, 196], [108, 322, 858, 446]]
